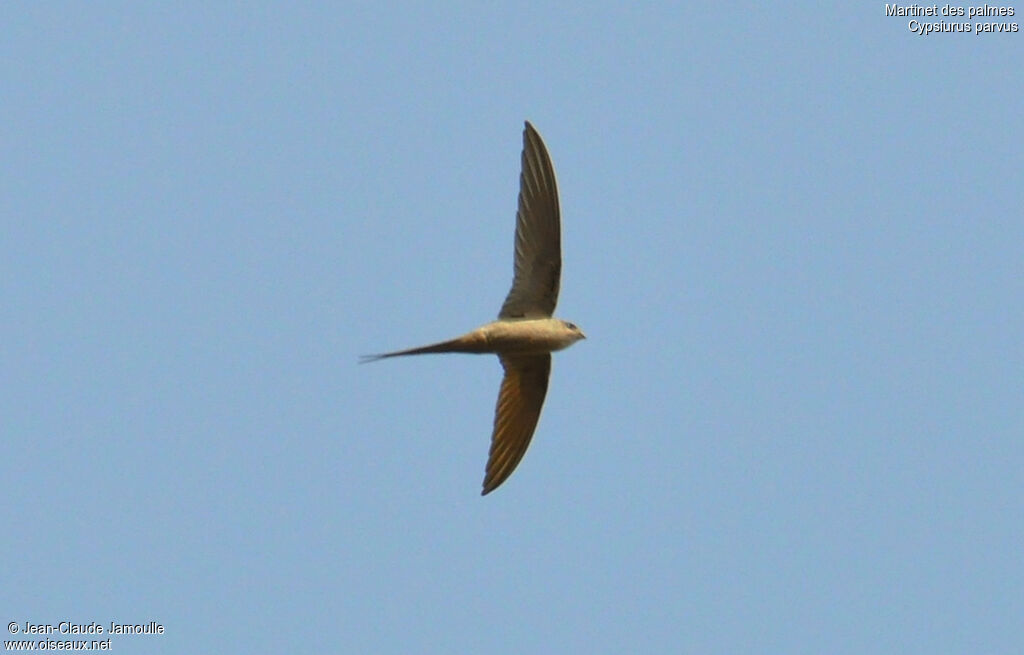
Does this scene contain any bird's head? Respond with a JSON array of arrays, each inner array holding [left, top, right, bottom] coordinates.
[[561, 320, 587, 342]]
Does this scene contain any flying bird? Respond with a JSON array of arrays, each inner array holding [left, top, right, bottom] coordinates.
[[362, 121, 585, 495]]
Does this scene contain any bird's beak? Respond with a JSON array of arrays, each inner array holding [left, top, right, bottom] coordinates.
[[580, 331, 587, 340]]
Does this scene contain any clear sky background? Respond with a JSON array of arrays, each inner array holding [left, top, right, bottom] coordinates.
[[3, 4, 1021, 653]]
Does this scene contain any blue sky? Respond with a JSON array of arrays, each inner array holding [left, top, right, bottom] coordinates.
[[3, 4, 1021, 653]]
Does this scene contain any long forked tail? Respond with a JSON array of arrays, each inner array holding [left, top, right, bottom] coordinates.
[[359, 330, 488, 364]]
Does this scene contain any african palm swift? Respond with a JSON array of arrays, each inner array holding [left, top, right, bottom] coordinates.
[[362, 121, 585, 495]]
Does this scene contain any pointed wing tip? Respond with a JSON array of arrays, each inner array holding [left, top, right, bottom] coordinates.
[[480, 455, 515, 496], [480, 471, 500, 496], [480, 477, 503, 496]]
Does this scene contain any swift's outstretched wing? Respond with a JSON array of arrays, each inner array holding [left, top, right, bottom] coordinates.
[[498, 122, 561, 320], [481, 354, 551, 494]]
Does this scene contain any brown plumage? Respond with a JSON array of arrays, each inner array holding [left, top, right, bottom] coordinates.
[[362, 122, 585, 495]]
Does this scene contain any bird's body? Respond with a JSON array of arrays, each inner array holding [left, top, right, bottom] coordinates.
[[362, 318, 583, 361], [363, 122, 584, 495]]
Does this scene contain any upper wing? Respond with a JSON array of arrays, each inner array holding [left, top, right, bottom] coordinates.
[[498, 122, 562, 319], [481, 354, 551, 495]]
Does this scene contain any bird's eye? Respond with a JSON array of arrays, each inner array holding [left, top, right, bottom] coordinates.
[[566, 322, 577, 330]]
